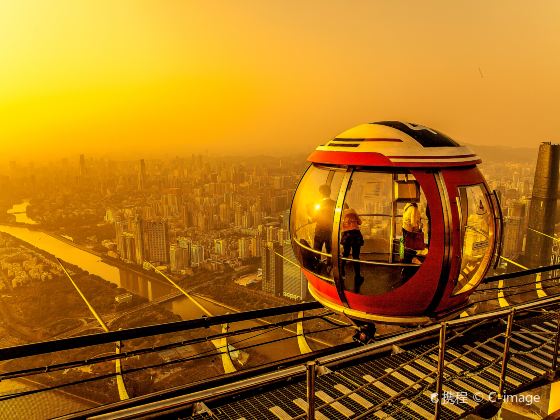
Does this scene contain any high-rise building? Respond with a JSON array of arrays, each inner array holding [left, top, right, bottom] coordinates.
[[234, 204, 243, 227], [123, 233, 136, 262], [502, 202, 526, 259], [281, 209, 290, 231], [138, 159, 146, 191], [132, 215, 144, 265], [251, 203, 263, 227], [190, 244, 205, 267], [238, 237, 250, 259], [241, 212, 251, 229], [525, 142, 560, 268], [170, 243, 190, 272], [143, 219, 170, 264], [214, 239, 226, 256], [250, 234, 263, 258], [219, 203, 230, 225], [115, 217, 126, 257], [261, 241, 283, 296], [266, 226, 279, 243], [282, 241, 308, 301], [161, 188, 180, 219]]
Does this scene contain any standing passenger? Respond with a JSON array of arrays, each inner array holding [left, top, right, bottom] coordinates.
[[311, 184, 336, 269], [402, 202, 425, 263], [341, 207, 364, 292]]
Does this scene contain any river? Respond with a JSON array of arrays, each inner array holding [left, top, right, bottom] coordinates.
[[6, 200, 37, 225], [1, 202, 233, 318]]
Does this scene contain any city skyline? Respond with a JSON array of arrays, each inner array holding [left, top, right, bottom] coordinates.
[[2, 139, 560, 415]]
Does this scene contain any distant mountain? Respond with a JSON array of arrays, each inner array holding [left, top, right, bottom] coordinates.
[[466, 143, 538, 164]]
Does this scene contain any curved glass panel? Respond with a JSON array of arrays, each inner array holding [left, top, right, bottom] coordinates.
[[290, 164, 344, 280], [453, 184, 494, 295], [339, 171, 430, 295]]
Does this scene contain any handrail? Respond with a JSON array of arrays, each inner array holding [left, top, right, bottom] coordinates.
[[293, 237, 421, 268], [340, 255, 420, 268], [483, 264, 560, 284], [292, 237, 332, 258], [0, 302, 322, 361]]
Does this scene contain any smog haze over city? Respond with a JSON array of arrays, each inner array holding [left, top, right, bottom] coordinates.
[[1, 1, 559, 161], [2, 2, 560, 419]]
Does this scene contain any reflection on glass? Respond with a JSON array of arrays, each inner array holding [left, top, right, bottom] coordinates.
[[290, 165, 344, 280], [453, 184, 493, 295], [340, 172, 430, 295]]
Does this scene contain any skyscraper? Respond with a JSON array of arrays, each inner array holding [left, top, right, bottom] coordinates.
[[170, 243, 190, 272], [162, 188, 180, 218], [138, 159, 146, 191], [238, 237, 250, 259], [250, 234, 263, 258], [502, 202, 526, 259], [525, 142, 560, 268], [261, 241, 283, 296], [115, 216, 126, 257], [123, 233, 136, 262], [190, 244, 205, 267], [282, 241, 308, 301], [132, 215, 144, 265]]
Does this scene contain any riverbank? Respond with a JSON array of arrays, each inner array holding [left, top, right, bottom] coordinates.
[[2, 221, 231, 297], [0, 232, 224, 405]]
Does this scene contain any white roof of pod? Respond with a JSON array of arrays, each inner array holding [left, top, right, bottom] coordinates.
[[313, 121, 480, 166]]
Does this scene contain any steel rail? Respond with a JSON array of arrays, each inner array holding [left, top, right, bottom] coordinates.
[[0, 301, 322, 361], [0, 313, 335, 381], [483, 264, 560, 283]]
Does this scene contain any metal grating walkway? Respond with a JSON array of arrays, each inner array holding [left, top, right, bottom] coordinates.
[[189, 310, 559, 419]]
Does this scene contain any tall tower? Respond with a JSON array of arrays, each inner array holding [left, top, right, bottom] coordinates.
[[138, 159, 146, 191], [525, 142, 560, 268]]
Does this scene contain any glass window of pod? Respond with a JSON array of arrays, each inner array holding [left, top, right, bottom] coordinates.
[[291, 165, 431, 294]]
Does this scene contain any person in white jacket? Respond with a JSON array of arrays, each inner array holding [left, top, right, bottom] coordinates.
[[402, 202, 426, 264], [402, 202, 421, 235]]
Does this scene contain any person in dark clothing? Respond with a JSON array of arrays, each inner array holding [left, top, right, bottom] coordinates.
[[340, 207, 365, 292], [311, 184, 336, 269]]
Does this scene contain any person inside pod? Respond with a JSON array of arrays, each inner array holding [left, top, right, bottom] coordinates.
[[340, 207, 365, 292], [310, 184, 336, 270], [402, 201, 426, 264]]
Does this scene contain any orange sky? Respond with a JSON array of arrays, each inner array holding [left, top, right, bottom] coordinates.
[[1, 1, 559, 160]]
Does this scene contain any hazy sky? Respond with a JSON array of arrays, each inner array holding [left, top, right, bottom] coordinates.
[[1, 1, 559, 160]]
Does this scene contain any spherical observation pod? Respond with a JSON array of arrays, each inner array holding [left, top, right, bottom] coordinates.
[[290, 121, 502, 325]]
